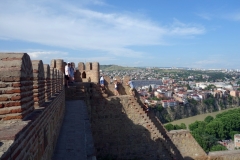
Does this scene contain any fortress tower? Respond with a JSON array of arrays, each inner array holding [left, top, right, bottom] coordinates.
[[76, 62, 99, 83]]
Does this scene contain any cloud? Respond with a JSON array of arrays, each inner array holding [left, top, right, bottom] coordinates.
[[28, 51, 68, 59], [27, 51, 69, 64], [89, 0, 108, 6], [0, 0, 205, 59], [72, 56, 117, 62], [169, 19, 205, 36], [0, 37, 10, 40], [133, 61, 142, 65], [225, 12, 240, 21], [28, 50, 118, 65], [189, 54, 230, 69], [195, 59, 220, 65], [198, 11, 240, 22], [196, 13, 212, 20]]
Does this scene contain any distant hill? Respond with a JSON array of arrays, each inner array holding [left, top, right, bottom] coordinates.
[[100, 65, 137, 71]]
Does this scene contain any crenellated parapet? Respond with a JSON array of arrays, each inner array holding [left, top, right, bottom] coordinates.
[[0, 53, 34, 120], [50, 67, 56, 96], [0, 53, 65, 160], [55, 59, 64, 74], [43, 64, 51, 101], [97, 75, 134, 96], [75, 62, 99, 83], [31, 60, 45, 108], [56, 70, 60, 92]]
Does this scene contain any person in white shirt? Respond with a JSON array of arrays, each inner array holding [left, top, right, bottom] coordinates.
[[114, 79, 120, 96], [100, 75, 104, 87], [70, 63, 75, 83], [65, 62, 71, 87], [126, 79, 135, 96]]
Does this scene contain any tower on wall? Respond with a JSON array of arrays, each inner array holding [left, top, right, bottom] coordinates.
[[76, 62, 99, 83]]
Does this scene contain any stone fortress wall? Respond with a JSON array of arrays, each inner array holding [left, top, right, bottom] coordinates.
[[0, 53, 66, 160], [1, 53, 240, 160], [88, 79, 208, 159], [50, 60, 99, 83]]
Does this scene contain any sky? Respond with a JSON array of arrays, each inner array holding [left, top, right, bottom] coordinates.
[[0, 0, 240, 69]]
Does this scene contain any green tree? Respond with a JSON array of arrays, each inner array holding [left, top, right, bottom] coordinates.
[[174, 124, 182, 130], [151, 97, 160, 100], [189, 121, 207, 131], [165, 124, 174, 131], [156, 104, 164, 112], [189, 108, 240, 152], [180, 123, 187, 129], [186, 84, 191, 90], [227, 95, 233, 104], [148, 85, 152, 92], [204, 116, 214, 123], [203, 97, 215, 106], [237, 80, 240, 86], [205, 84, 217, 91], [210, 144, 227, 151], [188, 98, 198, 105], [230, 131, 239, 140], [205, 120, 226, 139], [201, 133, 218, 152], [189, 121, 200, 131]]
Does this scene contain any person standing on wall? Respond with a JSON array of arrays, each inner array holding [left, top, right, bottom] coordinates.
[[70, 62, 75, 83], [100, 75, 105, 88], [126, 79, 135, 96], [114, 78, 120, 96], [65, 62, 71, 88]]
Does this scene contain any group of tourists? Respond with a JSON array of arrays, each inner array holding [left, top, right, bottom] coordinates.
[[65, 62, 75, 88], [64, 63, 136, 97], [99, 75, 135, 96]]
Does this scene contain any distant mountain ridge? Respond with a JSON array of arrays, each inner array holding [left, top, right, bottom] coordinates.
[[100, 65, 137, 71]]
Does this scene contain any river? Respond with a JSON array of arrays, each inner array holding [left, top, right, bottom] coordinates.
[[164, 107, 240, 129]]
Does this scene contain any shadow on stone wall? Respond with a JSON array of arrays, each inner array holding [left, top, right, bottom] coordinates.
[[101, 75, 133, 97], [118, 83, 128, 95], [184, 157, 194, 160], [89, 90, 177, 159]]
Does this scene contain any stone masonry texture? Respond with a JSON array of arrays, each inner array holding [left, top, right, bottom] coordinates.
[[0, 54, 65, 160], [31, 60, 45, 108], [0, 53, 34, 120]]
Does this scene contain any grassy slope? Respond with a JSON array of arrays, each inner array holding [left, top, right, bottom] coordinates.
[[100, 65, 138, 71]]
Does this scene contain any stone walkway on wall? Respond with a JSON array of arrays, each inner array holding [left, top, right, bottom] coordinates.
[[52, 100, 96, 160]]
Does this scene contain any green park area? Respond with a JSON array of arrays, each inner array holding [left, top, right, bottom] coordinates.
[[165, 107, 240, 152], [165, 107, 239, 130]]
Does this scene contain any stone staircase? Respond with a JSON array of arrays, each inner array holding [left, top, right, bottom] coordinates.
[[147, 110, 184, 159], [96, 84, 181, 158], [67, 83, 184, 159], [128, 96, 184, 160]]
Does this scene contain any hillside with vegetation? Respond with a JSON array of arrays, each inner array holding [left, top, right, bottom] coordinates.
[[100, 65, 138, 71], [156, 94, 240, 123], [165, 108, 240, 152]]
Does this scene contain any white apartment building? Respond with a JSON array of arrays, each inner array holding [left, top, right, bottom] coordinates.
[[161, 99, 178, 108], [234, 134, 240, 148], [196, 82, 233, 90]]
